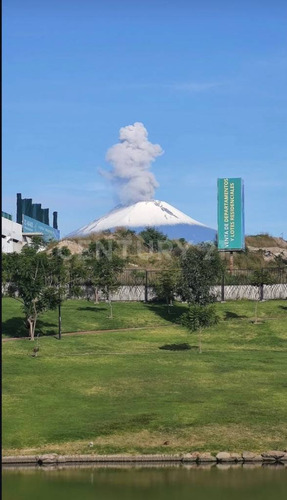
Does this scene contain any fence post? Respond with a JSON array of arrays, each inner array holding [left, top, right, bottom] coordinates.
[[144, 270, 148, 303], [260, 268, 264, 301], [221, 271, 225, 302]]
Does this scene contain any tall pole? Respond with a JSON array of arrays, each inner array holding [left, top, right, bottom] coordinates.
[[58, 285, 62, 340], [221, 270, 225, 302], [144, 270, 148, 303], [58, 255, 62, 340]]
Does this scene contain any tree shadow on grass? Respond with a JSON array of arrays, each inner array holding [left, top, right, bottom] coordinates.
[[224, 311, 248, 320], [145, 302, 187, 324], [279, 305, 287, 311], [159, 343, 194, 351], [76, 306, 107, 312], [2, 317, 57, 338], [2, 317, 27, 338]]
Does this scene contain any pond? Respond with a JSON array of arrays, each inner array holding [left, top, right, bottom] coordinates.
[[2, 464, 286, 500]]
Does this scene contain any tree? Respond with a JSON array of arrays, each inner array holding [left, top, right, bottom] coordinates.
[[274, 254, 287, 268], [4, 242, 59, 340], [66, 253, 87, 299], [139, 227, 168, 252], [83, 239, 125, 318], [154, 269, 180, 311], [181, 304, 219, 353], [2, 252, 16, 294], [3, 243, 85, 340], [49, 247, 71, 340], [178, 244, 223, 352], [178, 243, 223, 305]]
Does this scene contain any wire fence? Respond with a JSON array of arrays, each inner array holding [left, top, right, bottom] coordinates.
[[3, 267, 287, 302], [108, 267, 287, 302], [116, 267, 287, 285]]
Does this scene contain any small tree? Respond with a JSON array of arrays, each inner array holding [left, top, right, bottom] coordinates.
[[4, 241, 59, 340], [84, 239, 125, 318], [49, 247, 71, 339], [48, 247, 86, 339], [2, 252, 16, 295], [154, 269, 180, 312], [181, 304, 219, 353], [178, 244, 223, 352], [66, 253, 87, 298], [178, 243, 223, 304]]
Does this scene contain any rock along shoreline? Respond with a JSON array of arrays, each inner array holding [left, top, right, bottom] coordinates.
[[2, 450, 287, 466]]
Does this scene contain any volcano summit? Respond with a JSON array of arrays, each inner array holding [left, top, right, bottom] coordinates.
[[69, 200, 216, 243], [68, 123, 216, 242]]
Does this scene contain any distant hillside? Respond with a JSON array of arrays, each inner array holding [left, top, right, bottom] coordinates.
[[48, 231, 287, 270], [246, 234, 287, 249], [239, 234, 287, 268], [48, 228, 187, 270]]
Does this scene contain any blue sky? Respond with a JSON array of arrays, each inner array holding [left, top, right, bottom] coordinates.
[[3, 0, 287, 238]]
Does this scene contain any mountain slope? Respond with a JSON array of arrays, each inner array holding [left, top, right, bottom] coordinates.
[[68, 200, 216, 243]]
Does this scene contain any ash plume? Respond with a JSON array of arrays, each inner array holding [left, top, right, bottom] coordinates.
[[104, 122, 163, 205]]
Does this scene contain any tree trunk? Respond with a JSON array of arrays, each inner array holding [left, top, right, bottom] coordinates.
[[198, 327, 202, 354], [28, 317, 35, 341], [28, 301, 38, 341], [109, 300, 113, 319], [254, 300, 259, 324], [32, 301, 38, 340]]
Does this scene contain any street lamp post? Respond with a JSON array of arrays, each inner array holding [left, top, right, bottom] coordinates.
[[58, 294, 62, 340], [58, 256, 62, 340]]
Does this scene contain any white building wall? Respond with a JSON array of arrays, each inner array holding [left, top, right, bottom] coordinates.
[[2, 217, 23, 253]]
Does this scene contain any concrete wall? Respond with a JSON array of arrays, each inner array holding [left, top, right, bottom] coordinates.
[[211, 284, 287, 301], [84, 284, 287, 302], [1, 217, 23, 253]]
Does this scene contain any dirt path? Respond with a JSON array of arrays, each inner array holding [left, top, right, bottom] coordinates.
[[2, 324, 171, 342]]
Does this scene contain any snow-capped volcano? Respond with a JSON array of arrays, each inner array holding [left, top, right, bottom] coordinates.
[[68, 200, 216, 243]]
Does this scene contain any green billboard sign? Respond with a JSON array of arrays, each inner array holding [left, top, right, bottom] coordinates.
[[217, 178, 245, 251]]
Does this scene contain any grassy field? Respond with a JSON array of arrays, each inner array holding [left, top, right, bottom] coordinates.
[[2, 298, 287, 455], [1, 298, 188, 338]]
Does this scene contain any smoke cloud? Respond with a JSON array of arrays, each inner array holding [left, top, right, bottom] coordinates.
[[104, 122, 163, 205]]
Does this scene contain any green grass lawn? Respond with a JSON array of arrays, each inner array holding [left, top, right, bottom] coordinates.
[[1, 298, 188, 337], [2, 298, 287, 455]]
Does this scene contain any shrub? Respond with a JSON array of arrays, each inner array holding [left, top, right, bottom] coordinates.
[[181, 304, 219, 332], [250, 269, 275, 286]]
